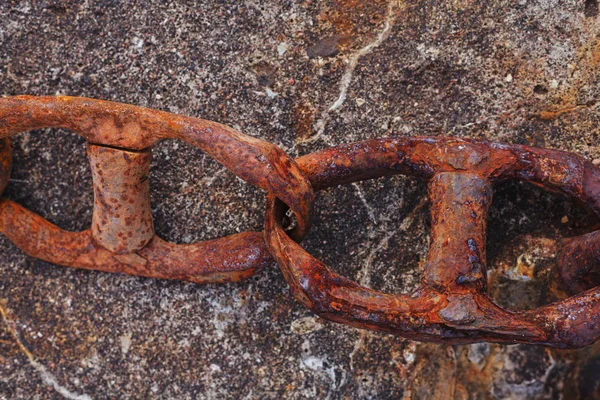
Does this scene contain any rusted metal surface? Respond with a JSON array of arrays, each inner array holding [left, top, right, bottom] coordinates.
[[557, 230, 600, 294], [0, 96, 313, 283], [0, 95, 314, 239], [423, 172, 491, 292], [88, 144, 154, 254], [0, 199, 270, 283], [1, 96, 600, 348], [264, 137, 600, 348]]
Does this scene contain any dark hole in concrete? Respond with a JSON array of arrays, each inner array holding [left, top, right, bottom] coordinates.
[[533, 84, 548, 95], [45, 4, 68, 15], [584, 0, 599, 18], [251, 61, 276, 88]]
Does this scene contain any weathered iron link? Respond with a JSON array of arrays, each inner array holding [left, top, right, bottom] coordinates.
[[1, 96, 600, 348], [0, 95, 313, 283], [88, 144, 154, 254], [265, 137, 600, 348], [0, 95, 315, 239], [557, 231, 600, 294], [0, 199, 270, 283]]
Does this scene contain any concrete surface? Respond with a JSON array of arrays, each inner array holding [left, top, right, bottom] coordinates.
[[0, 0, 599, 398]]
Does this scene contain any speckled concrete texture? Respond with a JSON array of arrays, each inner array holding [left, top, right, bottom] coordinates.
[[0, 0, 599, 399]]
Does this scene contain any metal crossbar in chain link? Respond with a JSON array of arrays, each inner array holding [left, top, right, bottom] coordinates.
[[1, 96, 599, 348]]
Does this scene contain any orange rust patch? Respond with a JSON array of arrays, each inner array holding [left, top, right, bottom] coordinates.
[[293, 102, 315, 142], [537, 37, 600, 120], [318, 0, 388, 38], [537, 106, 582, 121]]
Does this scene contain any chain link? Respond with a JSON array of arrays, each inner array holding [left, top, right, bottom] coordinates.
[[1, 96, 599, 348]]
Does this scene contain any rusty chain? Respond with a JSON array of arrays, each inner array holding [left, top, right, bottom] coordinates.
[[1, 95, 599, 348]]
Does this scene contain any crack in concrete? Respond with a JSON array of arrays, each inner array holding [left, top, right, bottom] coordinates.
[[357, 228, 399, 287], [299, 0, 400, 145], [349, 330, 368, 372], [352, 183, 377, 225], [355, 196, 428, 288], [0, 300, 93, 400]]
